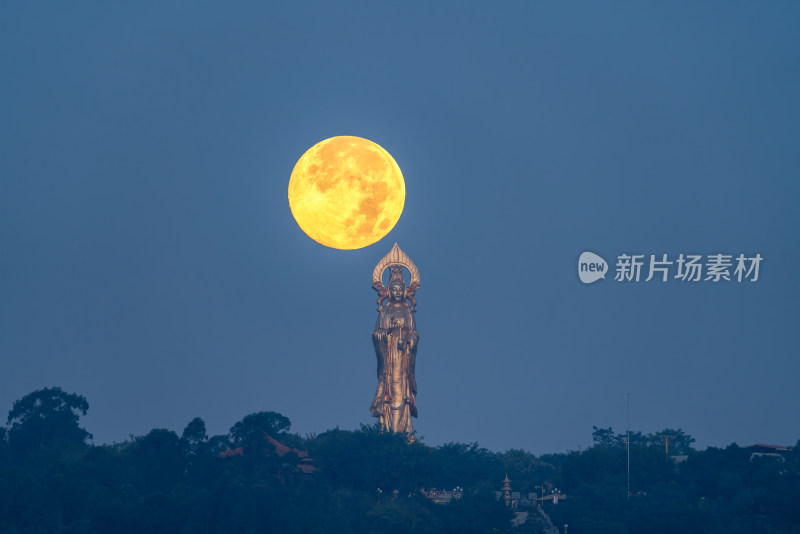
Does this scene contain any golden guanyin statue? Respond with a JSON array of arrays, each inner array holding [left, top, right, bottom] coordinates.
[[370, 244, 420, 436]]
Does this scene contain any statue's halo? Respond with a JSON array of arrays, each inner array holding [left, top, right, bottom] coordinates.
[[372, 243, 421, 289]]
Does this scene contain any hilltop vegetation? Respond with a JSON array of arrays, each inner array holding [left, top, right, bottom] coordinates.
[[1, 388, 798, 533]]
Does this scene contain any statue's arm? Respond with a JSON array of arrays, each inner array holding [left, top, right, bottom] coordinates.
[[372, 333, 385, 379], [403, 309, 418, 400], [372, 313, 388, 337], [372, 327, 388, 344], [372, 313, 388, 379], [407, 343, 418, 416]]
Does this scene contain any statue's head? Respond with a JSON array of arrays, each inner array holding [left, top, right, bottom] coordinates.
[[388, 265, 406, 302], [389, 280, 406, 301]]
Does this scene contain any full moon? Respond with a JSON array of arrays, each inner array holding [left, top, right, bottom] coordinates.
[[288, 136, 405, 250]]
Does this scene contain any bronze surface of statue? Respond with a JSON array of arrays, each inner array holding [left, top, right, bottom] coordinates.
[[370, 244, 421, 435]]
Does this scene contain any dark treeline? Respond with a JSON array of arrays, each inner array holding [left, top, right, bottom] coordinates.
[[0, 388, 798, 533]]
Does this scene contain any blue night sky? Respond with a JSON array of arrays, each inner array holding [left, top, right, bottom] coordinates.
[[1, 2, 798, 455]]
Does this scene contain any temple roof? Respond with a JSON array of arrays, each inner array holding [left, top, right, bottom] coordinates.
[[219, 433, 316, 473]]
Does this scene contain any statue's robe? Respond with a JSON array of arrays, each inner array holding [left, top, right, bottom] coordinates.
[[370, 302, 418, 434]]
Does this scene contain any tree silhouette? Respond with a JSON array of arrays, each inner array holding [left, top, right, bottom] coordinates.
[[6, 386, 92, 456]]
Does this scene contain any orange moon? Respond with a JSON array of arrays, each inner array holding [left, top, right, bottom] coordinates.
[[288, 136, 405, 250]]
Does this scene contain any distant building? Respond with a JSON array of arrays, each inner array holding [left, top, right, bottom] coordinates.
[[422, 487, 463, 504], [540, 492, 566, 505], [495, 491, 542, 507], [219, 433, 317, 473], [492, 476, 568, 509], [744, 443, 791, 462]]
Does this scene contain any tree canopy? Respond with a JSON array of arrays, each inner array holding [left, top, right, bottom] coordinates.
[[0, 389, 797, 534], [6, 386, 92, 455]]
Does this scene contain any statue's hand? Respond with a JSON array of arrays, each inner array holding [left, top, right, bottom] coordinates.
[[374, 329, 389, 345], [397, 331, 410, 349]]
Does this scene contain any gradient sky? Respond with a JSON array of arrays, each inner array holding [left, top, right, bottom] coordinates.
[[1, 2, 798, 455]]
